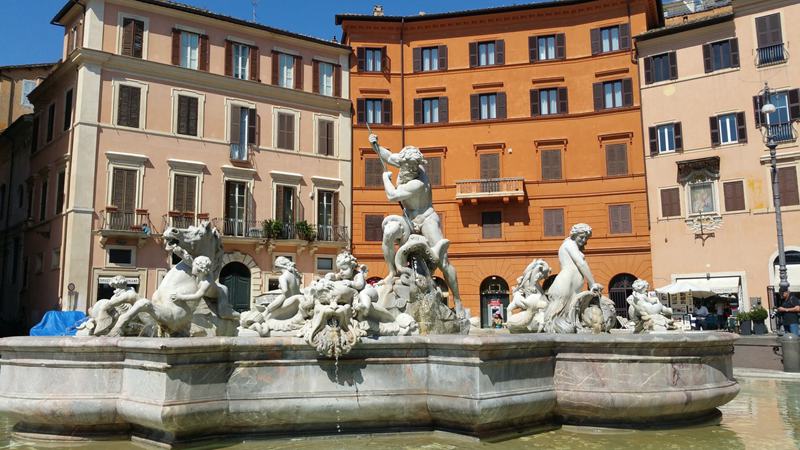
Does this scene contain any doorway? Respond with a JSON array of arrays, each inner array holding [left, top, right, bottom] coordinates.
[[220, 262, 251, 312], [480, 276, 509, 328]]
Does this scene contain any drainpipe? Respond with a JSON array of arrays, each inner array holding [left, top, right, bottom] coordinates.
[[400, 18, 406, 147]]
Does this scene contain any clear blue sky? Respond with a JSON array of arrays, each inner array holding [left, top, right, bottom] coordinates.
[[0, 0, 549, 67]]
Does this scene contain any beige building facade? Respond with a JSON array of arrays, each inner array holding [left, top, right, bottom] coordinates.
[[638, 0, 800, 315], [22, 0, 351, 326]]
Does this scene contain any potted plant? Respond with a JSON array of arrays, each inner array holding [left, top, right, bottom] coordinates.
[[737, 310, 752, 335], [750, 306, 769, 335], [262, 219, 283, 240], [295, 220, 317, 242]]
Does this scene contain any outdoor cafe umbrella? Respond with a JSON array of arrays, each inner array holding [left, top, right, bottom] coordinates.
[[655, 280, 716, 299]]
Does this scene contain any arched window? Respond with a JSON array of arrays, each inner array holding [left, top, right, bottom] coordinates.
[[609, 273, 637, 318], [480, 276, 509, 328]]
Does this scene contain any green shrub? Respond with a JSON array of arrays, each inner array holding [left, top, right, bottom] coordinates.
[[295, 220, 316, 242], [749, 306, 768, 322], [262, 219, 283, 240], [736, 310, 751, 321]]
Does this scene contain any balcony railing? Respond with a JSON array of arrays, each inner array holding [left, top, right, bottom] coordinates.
[[214, 218, 349, 243], [455, 177, 525, 200], [316, 224, 349, 243], [768, 122, 796, 143], [230, 144, 251, 163], [216, 218, 264, 238], [757, 43, 787, 67], [100, 208, 154, 234]]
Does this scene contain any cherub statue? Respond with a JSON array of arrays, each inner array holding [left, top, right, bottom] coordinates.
[[626, 279, 675, 333], [264, 256, 304, 320], [77, 275, 140, 336], [171, 256, 238, 320], [506, 259, 551, 333]]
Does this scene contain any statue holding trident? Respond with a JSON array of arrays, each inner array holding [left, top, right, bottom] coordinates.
[[367, 132, 464, 316]]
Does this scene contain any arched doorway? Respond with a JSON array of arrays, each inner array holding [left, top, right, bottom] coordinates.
[[480, 276, 509, 328], [220, 262, 251, 312], [609, 273, 637, 318]]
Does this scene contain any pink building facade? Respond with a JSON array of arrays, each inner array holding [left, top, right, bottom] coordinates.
[[24, 0, 352, 325]]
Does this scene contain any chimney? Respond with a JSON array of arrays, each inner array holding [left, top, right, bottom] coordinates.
[[372, 5, 384, 16]]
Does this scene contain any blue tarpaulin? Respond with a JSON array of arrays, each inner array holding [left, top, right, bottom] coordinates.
[[29, 310, 86, 336]]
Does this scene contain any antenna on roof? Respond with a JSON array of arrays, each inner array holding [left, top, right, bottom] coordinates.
[[251, 0, 258, 22]]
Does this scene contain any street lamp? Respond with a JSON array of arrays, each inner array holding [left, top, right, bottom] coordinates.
[[760, 83, 790, 294]]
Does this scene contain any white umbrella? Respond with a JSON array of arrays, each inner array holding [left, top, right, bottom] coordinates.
[[655, 280, 716, 299]]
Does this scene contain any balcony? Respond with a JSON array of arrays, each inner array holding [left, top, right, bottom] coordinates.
[[316, 224, 349, 243], [757, 43, 787, 67], [162, 212, 210, 230], [455, 177, 525, 204], [768, 122, 796, 143], [230, 144, 253, 165], [216, 218, 265, 239], [98, 207, 156, 247], [213, 218, 349, 251]]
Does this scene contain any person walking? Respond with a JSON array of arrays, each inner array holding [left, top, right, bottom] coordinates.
[[777, 290, 800, 336]]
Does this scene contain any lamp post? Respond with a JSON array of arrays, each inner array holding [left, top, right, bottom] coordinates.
[[760, 83, 790, 294]]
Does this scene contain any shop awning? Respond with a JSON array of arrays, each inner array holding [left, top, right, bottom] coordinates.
[[773, 264, 800, 291], [675, 276, 741, 295]]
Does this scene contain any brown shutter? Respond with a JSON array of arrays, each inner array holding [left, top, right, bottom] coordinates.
[[481, 211, 502, 239], [171, 28, 181, 65], [413, 47, 421, 72], [674, 122, 683, 151], [556, 33, 566, 59], [593, 82, 603, 111], [495, 40, 505, 65], [427, 156, 442, 186], [768, 14, 783, 47], [702, 44, 712, 73], [294, 56, 303, 90], [619, 23, 630, 50], [248, 108, 257, 146], [438, 45, 447, 70], [356, 98, 365, 124], [558, 87, 568, 114], [480, 153, 500, 179], [380, 46, 389, 74], [197, 34, 209, 71], [177, 95, 188, 135], [382, 99, 392, 125], [318, 120, 327, 155], [112, 168, 137, 212], [334, 64, 342, 97], [250, 46, 259, 81], [111, 168, 125, 208], [497, 92, 507, 119], [275, 184, 285, 221], [649, 126, 658, 156], [413, 99, 422, 125], [723, 181, 745, 212], [530, 89, 539, 116], [756, 13, 783, 48], [312, 60, 320, 93], [789, 89, 800, 120], [364, 159, 382, 187], [669, 51, 678, 79], [356, 48, 365, 71], [188, 96, 198, 136], [709, 116, 720, 147], [469, 42, 477, 67], [132, 20, 144, 58], [122, 18, 134, 56], [753, 95, 765, 127], [230, 106, 241, 144], [756, 15, 770, 48], [609, 204, 631, 234], [224, 40, 233, 76], [590, 28, 601, 54], [173, 174, 186, 212], [439, 97, 448, 123], [661, 188, 680, 217], [271, 51, 280, 85], [644, 56, 653, 84], [117, 86, 130, 126], [730, 38, 740, 68], [128, 86, 141, 128], [543, 208, 564, 236], [779, 167, 800, 207], [541, 149, 562, 180], [529, 36, 537, 62], [736, 112, 747, 143], [622, 78, 633, 107], [606, 144, 628, 176], [470, 94, 479, 121], [365, 214, 383, 241], [327, 121, 335, 156], [332, 191, 340, 226]]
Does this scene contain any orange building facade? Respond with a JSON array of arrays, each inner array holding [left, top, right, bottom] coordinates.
[[338, 0, 662, 326]]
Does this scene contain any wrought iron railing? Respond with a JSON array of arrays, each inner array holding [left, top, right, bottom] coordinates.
[[230, 144, 250, 162], [316, 224, 349, 242], [769, 123, 796, 143], [455, 177, 525, 198], [101, 208, 154, 234], [215, 218, 264, 238], [757, 43, 787, 67]]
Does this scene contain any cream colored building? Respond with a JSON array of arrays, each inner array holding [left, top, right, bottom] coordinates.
[[23, 0, 351, 325], [638, 0, 800, 315]]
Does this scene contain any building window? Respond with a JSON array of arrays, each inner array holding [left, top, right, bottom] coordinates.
[[116, 84, 142, 128], [427, 156, 442, 186], [604, 81, 623, 108], [120, 17, 144, 58], [172, 174, 197, 223], [317, 118, 335, 156], [107, 247, 134, 266], [63, 89, 73, 131], [755, 13, 785, 66], [469, 40, 504, 67], [723, 181, 745, 212], [541, 149, 562, 181], [480, 153, 500, 180], [481, 211, 502, 239], [717, 113, 739, 145], [318, 62, 334, 96], [530, 34, 565, 62], [423, 98, 439, 124], [413, 45, 447, 72], [232, 43, 250, 80], [703, 39, 739, 73], [51, 248, 61, 270], [229, 105, 256, 160], [110, 168, 137, 214], [278, 53, 294, 88], [779, 167, 799, 207], [656, 123, 678, 154], [478, 41, 495, 66], [39, 180, 48, 221], [364, 159, 383, 187], [224, 180, 248, 237], [602, 26, 620, 52], [180, 31, 199, 69], [46, 103, 55, 142], [176, 95, 199, 136], [365, 214, 383, 241], [317, 190, 338, 241], [660, 188, 681, 218], [645, 52, 677, 84], [21, 80, 36, 107], [593, 79, 633, 111], [364, 48, 383, 72], [480, 94, 497, 119], [55, 171, 65, 214], [543, 208, 564, 237], [761, 91, 795, 142], [360, 99, 389, 124], [609, 204, 632, 234], [317, 256, 334, 273], [688, 182, 716, 215], [531, 88, 568, 116], [422, 47, 439, 71], [591, 24, 629, 54], [414, 97, 448, 125], [276, 112, 296, 150], [605, 143, 628, 176], [539, 35, 556, 60], [274, 184, 296, 238]]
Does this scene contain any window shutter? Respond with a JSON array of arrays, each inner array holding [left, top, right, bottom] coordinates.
[[469, 42, 477, 67], [789, 89, 800, 120], [541, 149, 562, 180], [736, 112, 747, 143], [356, 48, 366, 71], [365, 159, 382, 187], [224, 40, 233, 76], [674, 122, 683, 151], [530, 89, 540, 116], [730, 38, 740, 68], [334, 64, 342, 97], [497, 92, 507, 119], [702, 44, 712, 73], [294, 56, 303, 90], [556, 33, 566, 59], [381, 46, 389, 74], [756, 15, 769, 48], [648, 126, 658, 156], [177, 96, 188, 135], [120, 169, 137, 212], [668, 51, 678, 80], [590, 28, 601, 55], [63, 89, 73, 130], [470, 94, 479, 121], [606, 144, 628, 176], [723, 181, 745, 212], [382, 99, 392, 125], [248, 108, 257, 146], [439, 97, 448, 123], [495, 40, 505, 65], [709, 116, 720, 147], [365, 215, 383, 241], [622, 78, 633, 107], [438, 45, 447, 70], [229, 106, 240, 144], [543, 209, 564, 236], [271, 51, 280, 85], [779, 167, 799, 206], [327, 121, 335, 156], [529, 36, 537, 62], [480, 153, 500, 179], [558, 87, 568, 114], [593, 82, 603, 111], [413, 99, 422, 125], [132, 20, 144, 58], [275, 184, 285, 221], [356, 99, 365, 124], [173, 174, 185, 212], [111, 168, 125, 209], [427, 156, 442, 186], [413, 47, 421, 72], [250, 46, 259, 81], [764, 13, 783, 47], [620, 24, 630, 50], [318, 120, 327, 155], [198, 35, 209, 71], [171, 28, 181, 66], [122, 18, 134, 56], [332, 191, 340, 226], [481, 212, 502, 239], [643, 56, 654, 84], [753, 95, 764, 127], [312, 61, 319, 93], [187, 97, 198, 136], [661, 188, 680, 217], [609, 205, 631, 234]]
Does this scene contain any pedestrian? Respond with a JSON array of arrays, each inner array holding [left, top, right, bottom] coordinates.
[[777, 290, 800, 336], [694, 303, 709, 330]]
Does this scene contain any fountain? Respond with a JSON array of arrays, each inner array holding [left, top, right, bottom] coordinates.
[[0, 133, 739, 447]]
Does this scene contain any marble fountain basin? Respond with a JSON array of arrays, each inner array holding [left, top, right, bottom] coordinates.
[[0, 332, 738, 447]]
